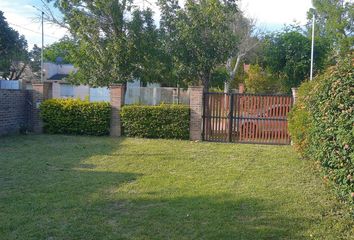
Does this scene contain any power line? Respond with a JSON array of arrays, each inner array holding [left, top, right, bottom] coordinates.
[[8, 22, 63, 40]]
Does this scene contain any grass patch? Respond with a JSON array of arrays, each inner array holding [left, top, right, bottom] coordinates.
[[0, 135, 353, 239]]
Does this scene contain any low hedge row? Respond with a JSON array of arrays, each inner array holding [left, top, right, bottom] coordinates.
[[288, 54, 353, 205], [120, 104, 190, 139], [40, 99, 111, 136]]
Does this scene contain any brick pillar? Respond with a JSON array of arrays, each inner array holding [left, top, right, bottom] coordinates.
[[110, 84, 125, 137], [238, 83, 245, 93], [31, 83, 51, 134], [189, 86, 204, 141], [291, 88, 298, 104]]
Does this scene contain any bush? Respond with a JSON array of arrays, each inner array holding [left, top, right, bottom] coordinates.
[[121, 104, 190, 139], [245, 64, 281, 93], [289, 54, 354, 204], [288, 80, 316, 155], [40, 99, 111, 136]]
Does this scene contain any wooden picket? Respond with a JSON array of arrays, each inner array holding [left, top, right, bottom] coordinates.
[[203, 92, 293, 145]]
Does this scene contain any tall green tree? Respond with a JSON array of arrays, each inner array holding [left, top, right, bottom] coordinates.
[[159, 0, 238, 89], [49, 0, 164, 87], [0, 11, 28, 79], [261, 26, 328, 92], [43, 37, 76, 64], [262, 29, 311, 92], [225, 13, 260, 92], [27, 44, 42, 80], [307, 0, 354, 55]]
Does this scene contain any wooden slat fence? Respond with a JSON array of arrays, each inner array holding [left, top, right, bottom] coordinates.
[[203, 92, 293, 145]]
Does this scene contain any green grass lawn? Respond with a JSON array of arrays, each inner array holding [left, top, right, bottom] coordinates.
[[0, 135, 353, 239]]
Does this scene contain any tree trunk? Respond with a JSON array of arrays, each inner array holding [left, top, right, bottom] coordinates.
[[224, 81, 229, 93], [224, 54, 244, 93], [9, 70, 15, 80], [201, 71, 211, 92], [15, 63, 27, 80]]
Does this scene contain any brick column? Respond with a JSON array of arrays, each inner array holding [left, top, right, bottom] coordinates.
[[189, 86, 204, 141], [28, 83, 52, 133], [291, 88, 298, 104], [110, 84, 125, 137], [238, 83, 245, 93]]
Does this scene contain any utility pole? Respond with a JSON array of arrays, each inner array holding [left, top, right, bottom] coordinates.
[[41, 11, 44, 83], [310, 14, 315, 81]]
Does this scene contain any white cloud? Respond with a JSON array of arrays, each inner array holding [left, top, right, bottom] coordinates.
[[0, 1, 68, 49], [240, 0, 313, 30], [0, 0, 314, 48]]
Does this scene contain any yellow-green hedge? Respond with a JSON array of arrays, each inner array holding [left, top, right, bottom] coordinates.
[[121, 104, 190, 139], [40, 99, 111, 136]]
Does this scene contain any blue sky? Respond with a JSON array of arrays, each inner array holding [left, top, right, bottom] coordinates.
[[0, 0, 67, 48], [0, 0, 313, 49]]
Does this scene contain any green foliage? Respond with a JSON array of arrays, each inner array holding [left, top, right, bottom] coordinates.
[[121, 104, 190, 139], [43, 37, 76, 64], [288, 80, 316, 155], [289, 54, 354, 204], [29, 45, 41, 73], [2, 135, 354, 239], [50, 1, 164, 87], [308, 0, 354, 55], [40, 99, 111, 136], [158, 0, 238, 89], [244, 64, 280, 93], [261, 26, 329, 93], [210, 66, 229, 89], [262, 29, 311, 92], [0, 11, 28, 79]]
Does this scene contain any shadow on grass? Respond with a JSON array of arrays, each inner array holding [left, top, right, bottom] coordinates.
[[0, 135, 141, 239], [1, 135, 309, 239], [98, 195, 308, 240]]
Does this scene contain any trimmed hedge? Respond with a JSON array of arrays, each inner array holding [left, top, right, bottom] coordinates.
[[288, 54, 354, 205], [121, 104, 190, 139], [40, 99, 111, 136]]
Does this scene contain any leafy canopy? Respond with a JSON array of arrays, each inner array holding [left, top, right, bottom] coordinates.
[[43, 37, 76, 64], [260, 26, 328, 92], [308, 0, 354, 55], [49, 0, 164, 87], [0, 11, 28, 79], [158, 0, 238, 89]]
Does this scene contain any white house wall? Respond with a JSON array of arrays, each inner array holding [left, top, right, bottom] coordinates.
[[74, 85, 90, 100], [43, 62, 77, 79], [52, 82, 61, 98], [58, 64, 76, 75], [43, 62, 58, 79]]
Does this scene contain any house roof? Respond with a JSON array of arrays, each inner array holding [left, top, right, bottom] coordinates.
[[47, 74, 68, 81]]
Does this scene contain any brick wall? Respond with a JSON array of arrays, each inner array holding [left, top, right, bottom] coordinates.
[[0, 89, 30, 136], [189, 86, 204, 141], [110, 84, 125, 137]]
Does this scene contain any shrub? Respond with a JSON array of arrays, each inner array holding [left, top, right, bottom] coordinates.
[[289, 54, 354, 204], [121, 104, 190, 139], [288, 80, 316, 155], [245, 64, 281, 93], [40, 99, 111, 136]]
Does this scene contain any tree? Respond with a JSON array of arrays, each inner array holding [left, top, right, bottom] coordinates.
[[47, 0, 164, 87], [244, 64, 280, 93], [0, 11, 29, 80], [43, 37, 76, 64], [225, 13, 260, 92], [307, 0, 354, 55], [159, 0, 238, 90], [261, 26, 328, 92]]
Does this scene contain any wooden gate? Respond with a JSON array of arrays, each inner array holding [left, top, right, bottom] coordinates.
[[203, 92, 293, 145]]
